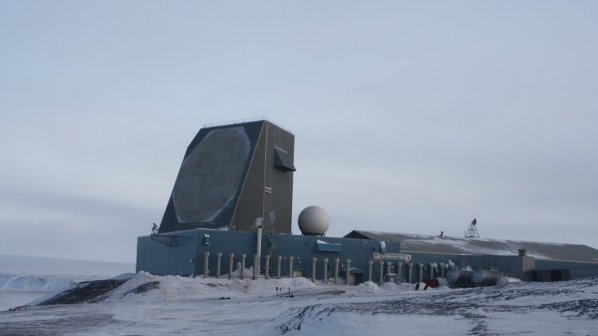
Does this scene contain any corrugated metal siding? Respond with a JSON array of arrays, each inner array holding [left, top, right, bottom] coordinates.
[[138, 229, 402, 283], [346, 230, 598, 263], [570, 268, 598, 279], [266, 234, 399, 282], [459, 255, 535, 278], [136, 231, 197, 276], [139, 229, 598, 282], [264, 121, 294, 234], [231, 121, 294, 234], [534, 259, 598, 270], [231, 123, 266, 232]]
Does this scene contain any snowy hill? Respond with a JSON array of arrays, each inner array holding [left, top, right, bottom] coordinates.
[[0, 272, 108, 311], [0, 253, 135, 312], [0, 273, 103, 292], [1, 273, 597, 335]]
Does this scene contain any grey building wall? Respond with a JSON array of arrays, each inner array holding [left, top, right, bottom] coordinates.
[[531, 259, 598, 281], [232, 121, 295, 234], [459, 255, 536, 279], [137, 228, 401, 284], [534, 259, 598, 271], [136, 230, 198, 276], [570, 268, 598, 279], [266, 234, 400, 282], [136, 229, 598, 283], [263, 123, 295, 234], [346, 230, 598, 264], [395, 252, 460, 283]]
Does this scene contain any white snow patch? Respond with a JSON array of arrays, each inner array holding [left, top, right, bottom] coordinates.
[[1, 274, 597, 335], [0, 273, 101, 292]]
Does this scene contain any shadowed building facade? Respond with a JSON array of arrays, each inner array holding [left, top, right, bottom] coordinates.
[[158, 120, 295, 234]]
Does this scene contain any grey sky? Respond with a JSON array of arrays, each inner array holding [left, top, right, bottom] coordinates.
[[1, 1, 597, 262]]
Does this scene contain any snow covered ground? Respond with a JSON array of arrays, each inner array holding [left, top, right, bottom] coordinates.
[[0, 273, 106, 311], [1, 272, 597, 335], [0, 253, 134, 312]]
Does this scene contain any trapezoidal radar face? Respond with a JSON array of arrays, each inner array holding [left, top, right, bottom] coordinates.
[[171, 127, 251, 228]]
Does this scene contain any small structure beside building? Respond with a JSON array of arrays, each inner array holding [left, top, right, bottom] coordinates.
[[346, 230, 598, 282]]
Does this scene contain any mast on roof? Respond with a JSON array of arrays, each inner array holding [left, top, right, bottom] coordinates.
[[465, 217, 480, 238]]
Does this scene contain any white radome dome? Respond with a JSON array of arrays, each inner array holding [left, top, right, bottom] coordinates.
[[298, 206, 330, 236]]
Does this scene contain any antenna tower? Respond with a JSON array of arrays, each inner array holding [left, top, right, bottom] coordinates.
[[465, 217, 480, 238]]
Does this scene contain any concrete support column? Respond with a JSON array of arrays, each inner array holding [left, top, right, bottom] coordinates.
[[334, 258, 340, 284], [397, 262, 403, 282], [256, 225, 262, 272], [367, 260, 373, 282], [253, 254, 259, 280], [241, 254, 246, 280], [440, 263, 445, 278], [311, 257, 317, 282], [418, 263, 423, 283], [289, 256, 294, 278], [386, 261, 392, 277], [346, 259, 351, 285], [228, 253, 234, 280], [323, 258, 329, 283], [379, 261, 385, 285], [429, 263, 435, 280], [253, 224, 262, 280], [408, 263, 413, 283], [265, 255, 271, 279], [276, 256, 282, 279], [203, 252, 210, 278], [216, 253, 222, 278]]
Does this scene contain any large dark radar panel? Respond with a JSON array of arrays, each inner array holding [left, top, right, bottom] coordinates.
[[172, 127, 250, 227], [159, 120, 295, 234]]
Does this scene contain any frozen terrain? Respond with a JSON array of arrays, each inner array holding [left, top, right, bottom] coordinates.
[[0, 253, 133, 311], [0, 273, 107, 311], [1, 272, 597, 335]]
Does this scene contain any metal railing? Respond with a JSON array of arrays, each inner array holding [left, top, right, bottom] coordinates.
[[203, 117, 293, 134]]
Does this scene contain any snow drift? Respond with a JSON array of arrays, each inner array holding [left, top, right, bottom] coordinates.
[[1, 273, 597, 335]]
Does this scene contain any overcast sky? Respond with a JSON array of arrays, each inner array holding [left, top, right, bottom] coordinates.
[[1, 1, 597, 263]]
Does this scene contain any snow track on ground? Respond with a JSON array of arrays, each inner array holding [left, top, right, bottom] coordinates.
[[1, 273, 597, 335]]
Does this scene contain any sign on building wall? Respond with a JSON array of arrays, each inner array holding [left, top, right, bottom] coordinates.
[[373, 253, 412, 262]]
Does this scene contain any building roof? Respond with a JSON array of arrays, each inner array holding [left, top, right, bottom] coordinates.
[[345, 230, 598, 263]]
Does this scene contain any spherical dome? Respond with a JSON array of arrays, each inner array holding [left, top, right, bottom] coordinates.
[[298, 206, 330, 236]]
